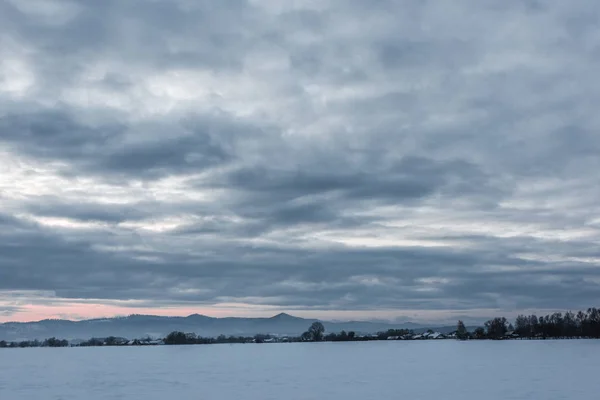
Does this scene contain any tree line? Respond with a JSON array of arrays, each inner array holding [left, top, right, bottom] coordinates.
[[164, 322, 415, 344], [2, 307, 599, 348], [0, 337, 69, 348], [457, 307, 600, 340], [163, 323, 329, 344]]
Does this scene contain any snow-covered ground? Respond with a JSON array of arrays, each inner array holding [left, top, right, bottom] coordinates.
[[1, 340, 598, 399]]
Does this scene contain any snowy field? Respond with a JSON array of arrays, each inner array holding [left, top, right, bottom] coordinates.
[[1, 340, 599, 399]]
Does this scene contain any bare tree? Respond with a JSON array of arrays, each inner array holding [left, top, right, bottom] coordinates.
[[308, 322, 325, 342], [484, 317, 508, 339]]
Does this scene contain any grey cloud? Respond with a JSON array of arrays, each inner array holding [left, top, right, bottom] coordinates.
[[2, 208, 598, 312], [1, 0, 600, 320], [0, 110, 245, 178], [23, 197, 151, 223], [214, 156, 493, 203], [0, 0, 255, 67], [0, 306, 21, 317], [189, 155, 504, 236]]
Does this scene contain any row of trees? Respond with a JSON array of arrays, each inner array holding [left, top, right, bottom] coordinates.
[[163, 331, 290, 345], [162, 322, 331, 345], [163, 331, 230, 345], [324, 328, 414, 341], [79, 336, 128, 346], [0, 337, 69, 348], [514, 308, 600, 338], [457, 307, 600, 340], [163, 323, 416, 345], [163, 322, 330, 345], [298, 324, 416, 342]]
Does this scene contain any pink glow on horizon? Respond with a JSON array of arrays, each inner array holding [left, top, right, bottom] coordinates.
[[1, 302, 422, 323], [1, 304, 233, 323], [0, 301, 516, 324]]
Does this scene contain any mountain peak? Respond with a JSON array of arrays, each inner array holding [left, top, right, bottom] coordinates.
[[186, 313, 213, 320], [270, 312, 298, 320]]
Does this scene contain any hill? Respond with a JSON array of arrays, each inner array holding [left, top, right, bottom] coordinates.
[[0, 313, 458, 341]]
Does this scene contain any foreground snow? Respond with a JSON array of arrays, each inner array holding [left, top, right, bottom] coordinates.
[[1, 340, 599, 399]]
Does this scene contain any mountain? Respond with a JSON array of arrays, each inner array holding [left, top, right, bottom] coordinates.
[[0, 313, 455, 342]]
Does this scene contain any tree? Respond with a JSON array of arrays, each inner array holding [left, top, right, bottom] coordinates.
[[44, 337, 69, 347], [308, 322, 325, 342], [164, 331, 189, 345], [485, 317, 508, 339], [588, 308, 600, 338], [529, 315, 539, 336], [81, 338, 104, 347], [348, 331, 356, 340], [514, 314, 529, 337], [473, 327, 486, 339], [456, 320, 468, 340], [563, 311, 577, 338], [254, 334, 268, 344]]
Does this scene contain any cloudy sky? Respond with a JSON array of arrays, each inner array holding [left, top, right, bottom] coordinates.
[[1, 0, 599, 324]]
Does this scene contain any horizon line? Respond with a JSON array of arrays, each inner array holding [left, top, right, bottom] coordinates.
[[0, 311, 429, 325]]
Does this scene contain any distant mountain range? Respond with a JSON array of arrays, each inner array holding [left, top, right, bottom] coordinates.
[[0, 313, 460, 342]]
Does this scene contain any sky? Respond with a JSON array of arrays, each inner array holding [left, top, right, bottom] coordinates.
[[1, 0, 599, 324]]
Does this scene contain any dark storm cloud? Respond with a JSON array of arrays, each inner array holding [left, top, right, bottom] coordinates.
[[216, 156, 458, 201], [1, 0, 600, 319], [1, 206, 598, 312], [0, 110, 246, 178], [187, 155, 502, 236]]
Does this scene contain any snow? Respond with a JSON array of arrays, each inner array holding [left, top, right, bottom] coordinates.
[[1, 340, 599, 399]]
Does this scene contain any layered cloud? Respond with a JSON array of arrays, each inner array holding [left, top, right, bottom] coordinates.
[[1, 0, 599, 322]]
